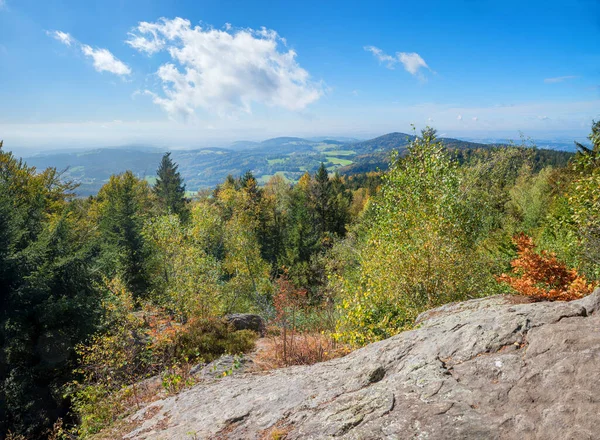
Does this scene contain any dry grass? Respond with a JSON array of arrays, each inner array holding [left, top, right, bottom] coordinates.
[[252, 330, 350, 370]]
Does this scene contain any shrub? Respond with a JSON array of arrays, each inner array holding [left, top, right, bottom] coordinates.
[[71, 279, 258, 436], [497, 233, 595, 301], [254, 276, 348, 369], [334, 128, 499, 345], [150, 315, 258, 364]]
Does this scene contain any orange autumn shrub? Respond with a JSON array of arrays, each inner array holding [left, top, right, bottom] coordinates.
[[498, 233, 594, 301]]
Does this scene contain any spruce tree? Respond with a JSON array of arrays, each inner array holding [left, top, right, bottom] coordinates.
[[97, 171, 152, 299], [154, 152, 187, 219], [313, 163, 331, 236], [329, 172, 352, 236]]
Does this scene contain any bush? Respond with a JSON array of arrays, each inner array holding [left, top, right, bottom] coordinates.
[[71, 279, 258, 437], [254, 276, 348, 369], [334, 128, 500, 345], [497, 233, 595, 301], [151, 316, 258, 364]]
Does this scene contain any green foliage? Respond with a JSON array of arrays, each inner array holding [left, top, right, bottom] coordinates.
[[563, 121, 600, 278], [1, 123, 598, 438], [282, 168, 352, 297], [168, 320, 257, 363], [96, 171, 153, 299], [143, 214, 223, 319], [70, 278, 257, 437], [154, 152, 188, 220], [0, 147, 102, 438], [505, 167, 554, 234], [334, 128, 500, 345]]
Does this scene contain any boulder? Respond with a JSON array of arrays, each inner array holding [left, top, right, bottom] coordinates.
[[224, 313, 266, 336], [120, 289, 600, 439]]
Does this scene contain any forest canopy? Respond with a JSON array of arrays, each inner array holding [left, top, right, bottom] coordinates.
[[0, 122, 598, 438]]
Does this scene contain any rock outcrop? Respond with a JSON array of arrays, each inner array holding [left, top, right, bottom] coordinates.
[[225, 313, 266, 337], [121, 289, 600, 439]]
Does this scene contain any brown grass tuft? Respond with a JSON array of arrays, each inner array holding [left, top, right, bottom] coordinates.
[[253, 331, 349, 370]]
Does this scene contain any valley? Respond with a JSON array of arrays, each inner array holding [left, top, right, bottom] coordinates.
[[19, 132, 573, 196]]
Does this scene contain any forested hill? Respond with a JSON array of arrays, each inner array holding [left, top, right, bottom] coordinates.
[[20, 132, 573, 196], [338, 133, 574, 175]]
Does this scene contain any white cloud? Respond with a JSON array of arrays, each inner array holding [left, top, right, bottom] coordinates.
[[538, 115, 550, 120], [125, 20, 167, 55], [81, 45, 131, 76], [48, 30, 74, 46], [0, 0, 6, 10], [398, 52, 429, 75], [127, 17, 322, 118], [544, 75, 579, 84], [48, 30, 131, 76], [472, 116, 478, 121], [365, 46, 430, 78], [364, 45, 396, 68], [457, 114, 463, 120]]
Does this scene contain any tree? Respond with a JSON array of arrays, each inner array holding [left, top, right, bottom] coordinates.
[[313, 163, 331, 237], [566, 120, 600, 277], [154, 152, 187, 220], [0, 147, 102, 438], [97, 171, 152, 299], [334, 128, 497, 345], [328, 172, 352, 237], [284, 173, 320, 285], [259, 175, 289, 272], [143, 214, 223, 319]]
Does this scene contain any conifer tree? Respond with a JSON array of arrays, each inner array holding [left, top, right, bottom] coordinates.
[[97, 171, 152, 299], [0, 147, 102, 437], [154, 152, 187, 219], [314, 163, 331, 236], [329, 172, 352, 236]]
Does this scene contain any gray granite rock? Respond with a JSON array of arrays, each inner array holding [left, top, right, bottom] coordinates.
[[121, 289, 600, 439], [224, 313, 266, 336]]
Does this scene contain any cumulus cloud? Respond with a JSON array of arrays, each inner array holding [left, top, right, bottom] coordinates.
[[544, 75, 579, 84], [364, 46, 430, 78], [538, 115, 550, 120], [48, 30, 131, 76], [472, 116, 478, 121], [81, 45, 131, 75], [126, 17, 322, 118], [47, 30, 74, 47]]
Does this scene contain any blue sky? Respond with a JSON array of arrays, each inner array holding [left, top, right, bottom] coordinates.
[[0, 0, 598, 148]]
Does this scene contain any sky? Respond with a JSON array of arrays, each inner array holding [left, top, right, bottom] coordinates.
[[0, 0, 599, 149]]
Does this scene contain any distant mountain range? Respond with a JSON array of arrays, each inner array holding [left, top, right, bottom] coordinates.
[[15, 132, 574, 196]]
